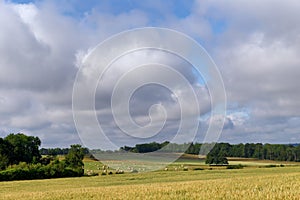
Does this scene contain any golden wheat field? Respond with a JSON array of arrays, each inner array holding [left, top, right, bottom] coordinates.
[[1, 162, 300, 200]]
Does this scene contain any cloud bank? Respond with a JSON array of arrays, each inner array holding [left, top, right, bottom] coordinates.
[[0, 0, 299, 147]]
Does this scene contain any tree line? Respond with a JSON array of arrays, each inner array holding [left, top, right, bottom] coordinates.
[[0, 133, 85, 181], [40, 147, 89, 156], [120, 141, 300, 162]]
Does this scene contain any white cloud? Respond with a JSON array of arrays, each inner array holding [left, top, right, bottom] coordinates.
[[1, 0, 300, 147], [203, 0, 300, 143]]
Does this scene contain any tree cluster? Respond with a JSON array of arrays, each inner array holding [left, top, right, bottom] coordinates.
[[205, 143, 300, 162], [0, 133, 85, 181], [120, 141, 300, 162], [0, 133, 41, 169], [120, 141, 170, 153], [40, 147, 89, 156], [205, 144, 228, 165]]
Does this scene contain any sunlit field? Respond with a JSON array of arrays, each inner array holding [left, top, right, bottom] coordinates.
[[1, 157, 300, 200]]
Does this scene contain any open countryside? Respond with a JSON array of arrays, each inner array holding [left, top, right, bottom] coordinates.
[[1, 0, 300, 199], [1, 156, 300, 200], [1, 134, 300, 199]]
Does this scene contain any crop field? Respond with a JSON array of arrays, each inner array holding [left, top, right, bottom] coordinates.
[[1, 158, 300, 200]]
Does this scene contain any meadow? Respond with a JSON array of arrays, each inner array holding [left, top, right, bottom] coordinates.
[[1, 157, 300, 200]]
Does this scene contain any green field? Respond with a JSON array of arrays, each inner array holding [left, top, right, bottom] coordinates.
[[1, 157, 300, 199]]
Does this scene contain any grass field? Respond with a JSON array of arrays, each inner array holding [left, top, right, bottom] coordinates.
[[1, 157, 300, 199]]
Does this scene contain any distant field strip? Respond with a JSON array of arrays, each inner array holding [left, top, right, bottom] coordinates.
[[1, 167, 300, 199]]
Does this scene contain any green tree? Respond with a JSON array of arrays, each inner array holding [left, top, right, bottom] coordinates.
[[253, 143, 263, 159], [205, 152, 228, 165], [65, 144, 85, 169], [205, 145, 228, 165], [0, 138, 12, 169], [295, 145, 300, 162], [4, 133, 41, 165], [244, 143, 255, 158]]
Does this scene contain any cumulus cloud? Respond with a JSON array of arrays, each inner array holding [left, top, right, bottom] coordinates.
[[195, 0, 300, 143], [74, 47, 210, 148], [0, 0, 153, 147], [0, 0, 299, 147]]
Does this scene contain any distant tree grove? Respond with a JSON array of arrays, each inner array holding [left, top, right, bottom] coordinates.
[[40, 147, 89, 156], [121, 142, 300, 162]]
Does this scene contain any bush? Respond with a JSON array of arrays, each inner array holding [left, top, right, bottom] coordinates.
[[40, 156, 55, 165], [193, 167, 204, 171], [226, 164, 244, 169], [263, 164, 277, 168], [0, 161, 83, 181], [0, 141, 85, 181]]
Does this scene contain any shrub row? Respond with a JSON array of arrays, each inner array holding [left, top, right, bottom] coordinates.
[[226, 164, 244, 169], [0, 162, 83, 181], [259, 164, 285, 168]]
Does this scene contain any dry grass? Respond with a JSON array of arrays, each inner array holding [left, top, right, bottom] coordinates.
[[1, 172, 300, 199], [1, 166, 300, 199]]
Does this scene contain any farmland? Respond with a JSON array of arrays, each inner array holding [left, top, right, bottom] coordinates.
[[1, 157, 300, 200]]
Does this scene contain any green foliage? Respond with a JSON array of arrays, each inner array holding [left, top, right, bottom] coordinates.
[[0, 138, 13, 170], [0, 138, 85, 181], [3, 133, 41, 165], [121, 142, 169, 153], [65, 144, 84, 171], [193, 167, 204, 171], [40, 147, 70, 156], [0, 153, 9, 170], [0, 157, 83, 181], [262, 164, 277, 168], [40, 147, 89, 156], [205, 144, 229, 165], [227, 164, 244, 169], [120, 141, 300, 162], [205, 153, 228, 165], [39, 155, 55, 165]]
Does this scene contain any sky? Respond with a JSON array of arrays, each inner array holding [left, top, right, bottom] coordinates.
[[0, 0, 300, 148]]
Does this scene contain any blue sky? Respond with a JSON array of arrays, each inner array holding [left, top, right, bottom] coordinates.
[[1, 0, 300, 148], [10, 0, 193, 20]]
